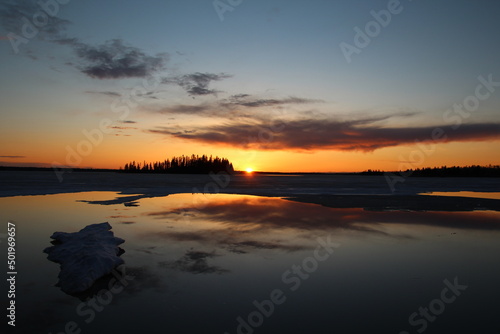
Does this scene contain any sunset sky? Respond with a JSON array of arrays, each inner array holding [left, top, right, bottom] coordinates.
[[1, 0, 499, 172]]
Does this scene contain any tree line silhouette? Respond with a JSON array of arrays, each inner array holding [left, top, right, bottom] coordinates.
[[362, 165, 500, 177], [121, 154, 234, 174]]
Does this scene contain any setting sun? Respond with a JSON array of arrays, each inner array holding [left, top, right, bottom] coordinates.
[[245, 168, 254, 173]]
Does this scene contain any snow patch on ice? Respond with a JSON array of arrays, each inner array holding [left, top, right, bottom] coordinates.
[[44, 222, 125, 294]]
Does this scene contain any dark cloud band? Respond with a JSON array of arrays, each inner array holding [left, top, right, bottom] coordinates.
[[162, 72, 232, 96], [149, 118, 500, 151], [57, 38, 168, 79]]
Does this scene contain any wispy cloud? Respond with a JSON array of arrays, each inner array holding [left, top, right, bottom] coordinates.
[[108, 126, 137, 130], [145, 94, 323, 119], [85, 91, 122, 97], [57, 38, 168, 79], [0, 155, 25, 158], [0, 0, 70, 39], [149, 115, 500, 151], [154, 104, 214, 115], [162, 72, 232, 96], [0, 161, 51, 167], [0, 1, 169, 80], [224, 95, 324, 108]]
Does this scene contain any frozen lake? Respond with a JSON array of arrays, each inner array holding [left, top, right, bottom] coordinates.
[[1, 189, 500, 333], [2, 170, 500, 198]]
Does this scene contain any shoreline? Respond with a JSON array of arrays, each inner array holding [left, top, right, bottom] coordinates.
[[1, 171, 500, 212]]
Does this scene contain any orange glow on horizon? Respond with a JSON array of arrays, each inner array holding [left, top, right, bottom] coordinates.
[[3, 134, 500, 173]]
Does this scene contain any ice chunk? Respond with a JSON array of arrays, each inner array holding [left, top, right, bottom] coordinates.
[[43, 222, 125, 294]]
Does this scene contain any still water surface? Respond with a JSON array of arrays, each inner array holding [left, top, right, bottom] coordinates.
[[1, 192, 499, 334]]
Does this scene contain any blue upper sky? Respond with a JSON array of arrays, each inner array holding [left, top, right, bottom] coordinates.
[[1, 0, 499, 171]]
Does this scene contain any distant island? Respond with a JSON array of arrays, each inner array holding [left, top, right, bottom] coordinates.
[[361, 165, 500, 177], [121, 155, 234, 174], [1, 163, 500, 177]]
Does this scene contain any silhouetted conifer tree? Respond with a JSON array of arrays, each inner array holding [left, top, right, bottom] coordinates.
[[122, 155, 234, 174]]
